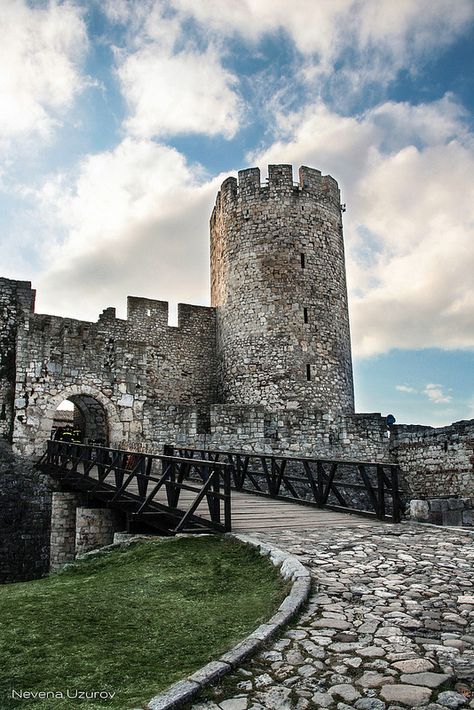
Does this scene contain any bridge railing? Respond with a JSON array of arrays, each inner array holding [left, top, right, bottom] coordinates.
[[43, 440, 232, 533], [164, 446, 402, 523]]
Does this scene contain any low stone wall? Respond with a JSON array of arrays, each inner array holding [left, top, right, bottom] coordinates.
[[0, 440, 52, 583], [391, 420, 474, 502], [410, 497, 473, 527], [146, 403, 392, 461]]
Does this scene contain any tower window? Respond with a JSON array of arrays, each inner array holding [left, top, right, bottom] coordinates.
[[303, 307, 308, 324], [300, 253, 306, 268], [306, 364, 311, 381]]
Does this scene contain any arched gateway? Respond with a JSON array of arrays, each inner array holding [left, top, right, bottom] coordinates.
[[52, 394, 109, 445], [13, 385, 122, 457]]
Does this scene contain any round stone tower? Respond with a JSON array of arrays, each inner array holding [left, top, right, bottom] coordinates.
[[210, 164, 354, 413]]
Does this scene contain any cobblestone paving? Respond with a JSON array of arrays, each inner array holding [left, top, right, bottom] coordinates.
[[194, 524, 474, 710]]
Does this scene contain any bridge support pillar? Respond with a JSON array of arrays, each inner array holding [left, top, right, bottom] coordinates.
[[50, 494, 123, 571], [75, 507, 120, 557], [50, 492, 81, 571]]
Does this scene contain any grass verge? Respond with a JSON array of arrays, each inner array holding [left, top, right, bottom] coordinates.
[[0, 536, 286, 710]]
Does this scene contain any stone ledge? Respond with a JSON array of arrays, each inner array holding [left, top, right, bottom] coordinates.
[[144, 532, 311, 710]]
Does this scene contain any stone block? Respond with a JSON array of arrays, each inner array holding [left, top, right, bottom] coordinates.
[[443, 509, 463, 526], [410, 500, 429, 521], [147, 680, 200, 709], [118, 394, 134, 407], [428, 498, 444, 512]]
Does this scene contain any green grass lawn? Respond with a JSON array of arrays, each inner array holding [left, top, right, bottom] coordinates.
[[0, 536, 286, 710]]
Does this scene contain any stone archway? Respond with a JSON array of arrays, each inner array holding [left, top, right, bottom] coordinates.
[[52, 394, 109, 445], [15, 385, 123, 457]]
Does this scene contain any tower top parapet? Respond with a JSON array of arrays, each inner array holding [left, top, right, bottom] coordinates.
[[211, 164, 341, 221]]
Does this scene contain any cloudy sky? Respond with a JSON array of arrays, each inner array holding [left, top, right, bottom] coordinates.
[[1, 0, 473, 426]]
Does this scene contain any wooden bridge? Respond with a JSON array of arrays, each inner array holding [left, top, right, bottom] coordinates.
[[39, 441, 402, 534]]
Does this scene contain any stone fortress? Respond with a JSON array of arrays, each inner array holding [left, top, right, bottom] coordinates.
[[1, 164, 473, 544]]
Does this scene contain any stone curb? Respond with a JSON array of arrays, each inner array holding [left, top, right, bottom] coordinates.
[[144, 533, 311, 710]]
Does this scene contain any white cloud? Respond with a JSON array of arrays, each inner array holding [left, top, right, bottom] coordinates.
[[250, 95, 474, 357], [396, 385, 417, 394], [0, 0, 88, 148], [103, 1, 242, 139], [171, 0, 474, 83], [424, 383, 453, 404], [117, 45, 242, 139], [28, 138, 223, 320], [103, 0, 474, 140], [104, 0, 474, 144]]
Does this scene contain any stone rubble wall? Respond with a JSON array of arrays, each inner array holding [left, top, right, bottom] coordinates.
[[0, 440, 52, 582], [49, 491, 80, 571], [391, 420, 474, 504], [410, 497, 473, 527], [0, 278, 35, 439], [143, 402, 391, 461], [50, 493, 123, 570]]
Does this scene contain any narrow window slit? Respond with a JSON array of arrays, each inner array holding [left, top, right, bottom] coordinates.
[[300, 253, 305, 268], [303, 307, 308, 324], [306, 364, 311, 381]]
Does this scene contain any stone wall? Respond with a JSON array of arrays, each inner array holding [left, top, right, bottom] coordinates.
[[391, 420, 474, 501], [0, 278, 35, 439], [144, 402, 391, 461], [211, 165, 354, 413], [11, 294, 216, 457], [0, 440, 52, 583], [410, 497, 473, 526]]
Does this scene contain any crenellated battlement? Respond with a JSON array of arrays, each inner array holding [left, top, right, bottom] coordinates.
[[25, 297, 215, 342], [211, 164, 341, 223], [127, 296, 169, 328]]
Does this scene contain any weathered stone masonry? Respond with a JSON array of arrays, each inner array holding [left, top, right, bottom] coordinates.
[[0, 278, 35, 440], [1, 164, 473, 560], [0, 440, 52, 583], [11, 296, 216, 457], [391, 420, 474, 524], [211, 165, 354, 412]]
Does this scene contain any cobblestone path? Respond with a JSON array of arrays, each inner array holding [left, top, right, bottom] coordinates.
[[194, 524, 474, 710]]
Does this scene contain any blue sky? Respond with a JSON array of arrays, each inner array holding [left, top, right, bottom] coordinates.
[[1, 0, 473, 427]]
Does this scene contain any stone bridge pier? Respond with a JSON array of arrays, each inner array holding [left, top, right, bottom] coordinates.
[[49, 492, 124, 571]]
